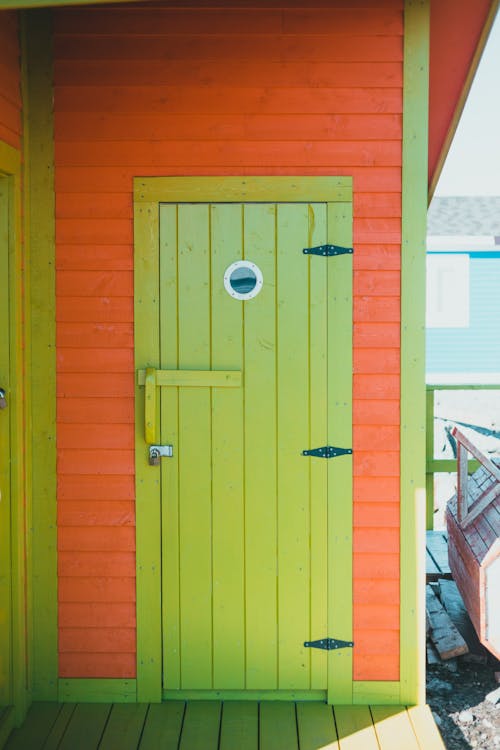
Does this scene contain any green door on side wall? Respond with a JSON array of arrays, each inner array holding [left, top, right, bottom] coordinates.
[[135, 178, 353, 702], [0, 176, 12, 707]]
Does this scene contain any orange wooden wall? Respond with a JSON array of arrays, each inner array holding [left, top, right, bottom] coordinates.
[[54, 0, 403, 682], [0, 11, 21, 150]]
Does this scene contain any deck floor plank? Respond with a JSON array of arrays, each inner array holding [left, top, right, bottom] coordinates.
[[260, 702, 298, 750], [178, 701, 221, 750], [219, 701, 258, 750], [0, 707, 15, 749], [371, 706, 420, 750], [99, 703, 148, 750], [58, 703, 112, 750], [138, 701, 185, 750], [297, 702, 339, 750], [5, 700, 446, 750], [334, 705, 380, 750], [5, 702, 64, 750], [43, 703, 77, 750], [407, 705, 446, 749]]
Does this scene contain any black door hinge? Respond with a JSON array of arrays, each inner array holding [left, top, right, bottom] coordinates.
[[302, 446, 352, 459], [304, 638, 354, 651], [303, 244, 353, 257]]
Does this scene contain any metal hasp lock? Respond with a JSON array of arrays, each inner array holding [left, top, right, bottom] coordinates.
[[149, 444, 173, 466], [303, 244, 353, 257], [0, 388, 6, 409], [304, 638, 354, 651], [302, 445, 352, 459]]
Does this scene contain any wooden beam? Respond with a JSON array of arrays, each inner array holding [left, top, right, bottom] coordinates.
[[462, 484, 500, 528], [400, 0, 430, 706], [138, 369, 242, 388], [452, 427, 500, 482], [21, 8, 58, 701], [426, 586, 469, 660]]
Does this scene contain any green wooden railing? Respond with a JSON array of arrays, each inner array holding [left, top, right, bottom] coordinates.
[[425, 383, 500, 529]]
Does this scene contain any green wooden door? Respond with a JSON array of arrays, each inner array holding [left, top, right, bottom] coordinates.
[[0, 176, 12, 707], [157, 201, 350, 696], [135, 177, 353, 703]]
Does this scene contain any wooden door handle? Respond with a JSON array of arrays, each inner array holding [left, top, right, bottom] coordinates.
[[139, 367, 242, 444]]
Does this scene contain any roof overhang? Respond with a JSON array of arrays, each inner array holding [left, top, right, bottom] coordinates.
[[428, 0, 499, 201], [1, 0, 498, 201]]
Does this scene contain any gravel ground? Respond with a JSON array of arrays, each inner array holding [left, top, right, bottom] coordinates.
[[427, 662, 500, 749]]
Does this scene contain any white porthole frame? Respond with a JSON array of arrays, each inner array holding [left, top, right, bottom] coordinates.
[[224, 260, 264, 301]]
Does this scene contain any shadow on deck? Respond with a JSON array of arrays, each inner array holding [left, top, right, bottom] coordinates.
[[3, 700, 445, 749]]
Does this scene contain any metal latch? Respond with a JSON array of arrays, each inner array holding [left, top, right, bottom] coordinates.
[[149, 444, 173, 466], [302, 446, 352, 459], [303, 244, 353, 257], [304, 638, 354, 651]]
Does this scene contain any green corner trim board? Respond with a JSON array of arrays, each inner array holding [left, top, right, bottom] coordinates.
[[400, 0, 430, 706], [21, 10, 58, 705]]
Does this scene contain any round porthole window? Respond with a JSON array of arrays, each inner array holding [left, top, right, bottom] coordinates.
[[224, 261, 263, 301]]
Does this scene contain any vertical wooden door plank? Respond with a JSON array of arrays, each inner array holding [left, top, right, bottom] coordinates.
[[219, 702, 258, 750], [276, 203, 311, 689], [179, 701, 221, 750], [327, 200, 353, 704], [211, 204, 245, 689], [307, 204, 329, 690], [296, 702, 338, 750], [159, 204, 181, 691], [243, 203, 278, 689], [177, 204, 213, 688], [134, 198, 162, 701], [139, 702, 185, 750], [260, 703, 298, 750]]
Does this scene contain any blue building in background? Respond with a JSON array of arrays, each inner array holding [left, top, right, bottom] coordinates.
[[426, 196, 500, 383]]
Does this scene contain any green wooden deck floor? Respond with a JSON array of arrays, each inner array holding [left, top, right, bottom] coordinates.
[[4, 701, 445, 750]]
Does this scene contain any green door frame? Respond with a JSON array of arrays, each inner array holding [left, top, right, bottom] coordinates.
[[0, 166, 13, 724], [0, 140, 28, 732], [133, 176, 353, 703]]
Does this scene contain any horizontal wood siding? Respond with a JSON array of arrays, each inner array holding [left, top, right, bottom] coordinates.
[[54, 0, 403, 681], [0, 11, 21, 150]]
